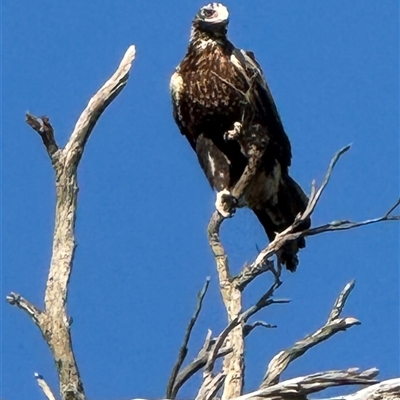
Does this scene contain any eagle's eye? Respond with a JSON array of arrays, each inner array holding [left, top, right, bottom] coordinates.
[[202, 8, 216, 18]]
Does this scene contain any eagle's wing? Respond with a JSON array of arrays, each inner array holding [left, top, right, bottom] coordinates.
[[170, 68, 197, 150], [231, 48, 292, 168]]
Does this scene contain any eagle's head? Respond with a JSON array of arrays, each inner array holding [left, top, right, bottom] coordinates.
[[192, 3, 229, 37]]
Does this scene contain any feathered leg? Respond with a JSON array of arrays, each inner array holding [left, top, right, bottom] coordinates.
[[195, 134, 237, 217]]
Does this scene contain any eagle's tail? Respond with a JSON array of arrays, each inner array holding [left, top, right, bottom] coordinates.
[[252, 176, 310, 272]]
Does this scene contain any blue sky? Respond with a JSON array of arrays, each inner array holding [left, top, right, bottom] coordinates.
[[2, 2, 399, 399]]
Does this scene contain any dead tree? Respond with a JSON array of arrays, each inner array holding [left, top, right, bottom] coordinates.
[[7, 46, 400, 400]]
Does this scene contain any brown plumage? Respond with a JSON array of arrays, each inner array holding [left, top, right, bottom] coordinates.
[[170, 3, 310, 271]]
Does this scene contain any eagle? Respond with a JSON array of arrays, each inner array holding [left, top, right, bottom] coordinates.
[[170, 3, 310, 271]]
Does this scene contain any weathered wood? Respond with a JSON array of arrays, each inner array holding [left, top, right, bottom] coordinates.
[[7, 45, 136, 400]]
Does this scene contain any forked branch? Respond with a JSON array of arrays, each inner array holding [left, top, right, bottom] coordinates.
[[7, 45, 136, 400], [261, 281, 359, 387], [201, 145, 399, 400]]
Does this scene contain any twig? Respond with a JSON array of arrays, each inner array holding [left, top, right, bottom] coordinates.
[[385, 198, 400, 218], [35, 373, 57, 400], [328, 280, 355, 323], [25, 114, 59, 161], [261, 281, 359, 388], [167, 277, 211, 399], [6, 292, 42, 327], [236, 258, 274, 291], [296, 144, 351, 224], [241, 281, 288, 323], [303, 211, 399, 237], [243, 321, 277, 336], [7, 45, 136, 400]]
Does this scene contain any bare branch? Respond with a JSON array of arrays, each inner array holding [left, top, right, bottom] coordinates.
[[298, 144, 351, 223], [207, 212, 245, 399], [35, 373, 57, 400], [236, 259, 274, 291], [315, 378, 400, 400], [196, 372, 226, 400], [327, 280, 355, 323], [243, 321, 277, 336], [241, 281, 288, 323], [384, 198, 400, 218], [174, 344, 231, 396], [234, 368, 379, 400], [303, 215, 399, 237], [6, 292, 43, 327], [128, 378, 399, 400], [63, 45, 136, 167], [236, 147, 399, 289], [26, 114, 60, 161], [237, 147, 351, 287], [173, 296, 281, 398], [261, 281, 359, 388], [167, 277, 211, 399], [8, 45, 136, 400], [205, 317, 242, 375], [207, 211, 229, 279]]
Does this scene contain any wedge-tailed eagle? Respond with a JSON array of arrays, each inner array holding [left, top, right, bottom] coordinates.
[[170, 3, 310, 271]]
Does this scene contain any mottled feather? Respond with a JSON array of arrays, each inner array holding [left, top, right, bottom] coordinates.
[[170, 3, 310, 271]]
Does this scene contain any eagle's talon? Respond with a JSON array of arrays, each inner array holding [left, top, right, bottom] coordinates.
[[224, 121, 242, 141], [216, 189, 238, 218]]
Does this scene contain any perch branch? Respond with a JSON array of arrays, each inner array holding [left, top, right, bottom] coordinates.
[[207, 212, 244, 399], [167, 277, 210, 399], [7, 45, 136, 400], [261, 281, 359, 388], [35, 373, 57, 400]]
